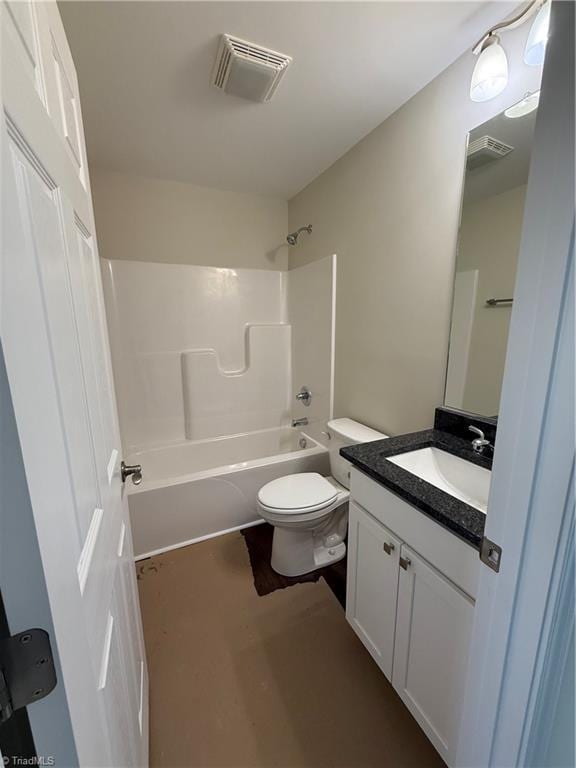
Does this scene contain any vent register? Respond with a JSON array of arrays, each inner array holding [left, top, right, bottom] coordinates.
[[467, 135, 515, 169], [212, 34, 292, 102]]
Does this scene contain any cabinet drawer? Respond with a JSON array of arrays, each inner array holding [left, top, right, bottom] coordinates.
[[351, 468, 479, 599]]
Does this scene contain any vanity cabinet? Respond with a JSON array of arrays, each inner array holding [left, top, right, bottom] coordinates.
[[346, 471, 479, 767]]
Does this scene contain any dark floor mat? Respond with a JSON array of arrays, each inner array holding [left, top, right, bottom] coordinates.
[[241, 523, 347, 609]]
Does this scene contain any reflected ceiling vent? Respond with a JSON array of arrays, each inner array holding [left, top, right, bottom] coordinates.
[[466, 135, 515, 169], [212, 34, 292, 103]]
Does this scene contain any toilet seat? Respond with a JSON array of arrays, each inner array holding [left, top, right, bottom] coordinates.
[[257, 473, 339, 515]]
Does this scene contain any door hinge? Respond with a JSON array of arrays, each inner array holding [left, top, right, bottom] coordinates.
[[0, 629, 57, 723], [480, 536, 502, 573]]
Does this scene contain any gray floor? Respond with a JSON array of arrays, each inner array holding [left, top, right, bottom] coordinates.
[[138, 532, 445, 768]]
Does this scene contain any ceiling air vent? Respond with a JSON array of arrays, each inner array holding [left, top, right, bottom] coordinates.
[[467, 135, 515, 169], [212, 34, 292, 103]]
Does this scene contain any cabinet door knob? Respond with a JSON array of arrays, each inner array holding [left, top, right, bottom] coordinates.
[[383, 542, 395, 555], [399, 556, 411, 570]]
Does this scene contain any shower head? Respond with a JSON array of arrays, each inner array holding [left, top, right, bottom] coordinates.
[[287, 224, 312, 246]]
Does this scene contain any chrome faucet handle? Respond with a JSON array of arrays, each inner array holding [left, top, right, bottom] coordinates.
[[468, 425, 491, 454]]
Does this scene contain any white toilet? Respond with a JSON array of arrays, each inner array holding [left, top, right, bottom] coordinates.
[[257, 418, 387, 576]]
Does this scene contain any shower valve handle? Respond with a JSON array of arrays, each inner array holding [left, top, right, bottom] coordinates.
[[295, 387, 312, 406]]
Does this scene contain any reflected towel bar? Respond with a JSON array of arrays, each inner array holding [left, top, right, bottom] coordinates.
[[485, 298, 514, 307]]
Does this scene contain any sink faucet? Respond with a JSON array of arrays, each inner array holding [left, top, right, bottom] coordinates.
[[469, 425, 492, 455], [292, 417, 309, 427]]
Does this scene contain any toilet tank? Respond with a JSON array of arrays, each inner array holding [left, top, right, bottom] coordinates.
[[327, 418, 387, 489]]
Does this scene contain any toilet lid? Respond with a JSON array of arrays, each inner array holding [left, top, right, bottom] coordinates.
[[258, 473, 338, 512]]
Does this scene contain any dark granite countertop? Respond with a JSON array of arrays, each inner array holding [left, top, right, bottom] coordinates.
[[341, 429, 491, 550]]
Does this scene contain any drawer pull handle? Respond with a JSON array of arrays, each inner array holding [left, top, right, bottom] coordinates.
[[383, 542, 395, 555], [399, 557, 411, 570]]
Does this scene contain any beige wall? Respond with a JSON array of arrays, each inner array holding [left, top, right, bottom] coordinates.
[[92, 170, 288, 270], [456, 184, 526, 416], [288, 27, 541, 436]]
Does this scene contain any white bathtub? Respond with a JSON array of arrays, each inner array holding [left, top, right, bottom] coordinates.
[[127, 427, 329, 559]]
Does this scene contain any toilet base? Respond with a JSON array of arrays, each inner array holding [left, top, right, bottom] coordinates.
[[313, 540, 346, 570], [270, 509, 348, 577]]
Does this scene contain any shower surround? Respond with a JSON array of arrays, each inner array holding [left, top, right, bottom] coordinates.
[[102, 261, 291, 450], [101, 256, 336, 556]]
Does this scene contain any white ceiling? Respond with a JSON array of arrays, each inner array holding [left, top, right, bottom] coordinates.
[[60, 1, 518, 200]]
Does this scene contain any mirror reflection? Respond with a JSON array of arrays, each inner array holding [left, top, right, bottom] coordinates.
[[445, 96, 539, 417]]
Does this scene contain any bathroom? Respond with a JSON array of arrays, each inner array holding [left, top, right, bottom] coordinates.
[[0, 2, 573, 767]]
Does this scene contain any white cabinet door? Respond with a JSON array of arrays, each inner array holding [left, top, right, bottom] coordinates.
[[346, 501, 401, 679], [392, 546, 474, 766], [1, 2, 147, 764]]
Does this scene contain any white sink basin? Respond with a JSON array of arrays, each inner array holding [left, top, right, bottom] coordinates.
[[387, 447, 491, 513]]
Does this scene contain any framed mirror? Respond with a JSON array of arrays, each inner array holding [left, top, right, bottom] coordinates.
[[444, 94, 540, 418]]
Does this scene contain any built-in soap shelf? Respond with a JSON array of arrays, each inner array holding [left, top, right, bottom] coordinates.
[[180, 323, 289, 376], [181, 323, 291, 440]]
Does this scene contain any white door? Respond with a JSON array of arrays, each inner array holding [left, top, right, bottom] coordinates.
[[1, 2, 148, 766], [456, 4, 575, 765], [346, 502, 400, 680], [392, 546, 474, 766]]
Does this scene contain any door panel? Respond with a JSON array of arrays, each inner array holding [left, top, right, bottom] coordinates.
[[9, 145, 95, 548], [346, 501, 401, 679], [4, 2, 45, 103], [37, 2, 86, 187], [60, 209, 108, 473], [51, 42, 83, 171], [73, 221, 119, 471], [100, 607, 134, 768], [393, 546, 474, 765]]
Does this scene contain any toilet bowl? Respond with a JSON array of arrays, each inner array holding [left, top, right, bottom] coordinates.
[[257, 418, 387, 577]]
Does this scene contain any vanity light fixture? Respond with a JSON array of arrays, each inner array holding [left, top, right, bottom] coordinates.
[[470, 0, 547, 103], [505, 90, 540, 118], [524, 2, 551, 66], [470, 35, 508, 103]]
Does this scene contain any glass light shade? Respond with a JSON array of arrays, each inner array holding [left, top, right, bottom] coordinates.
[[524, 2, 550, 66], [505, 90, 540, 118], [470, 39, 509, 102]]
